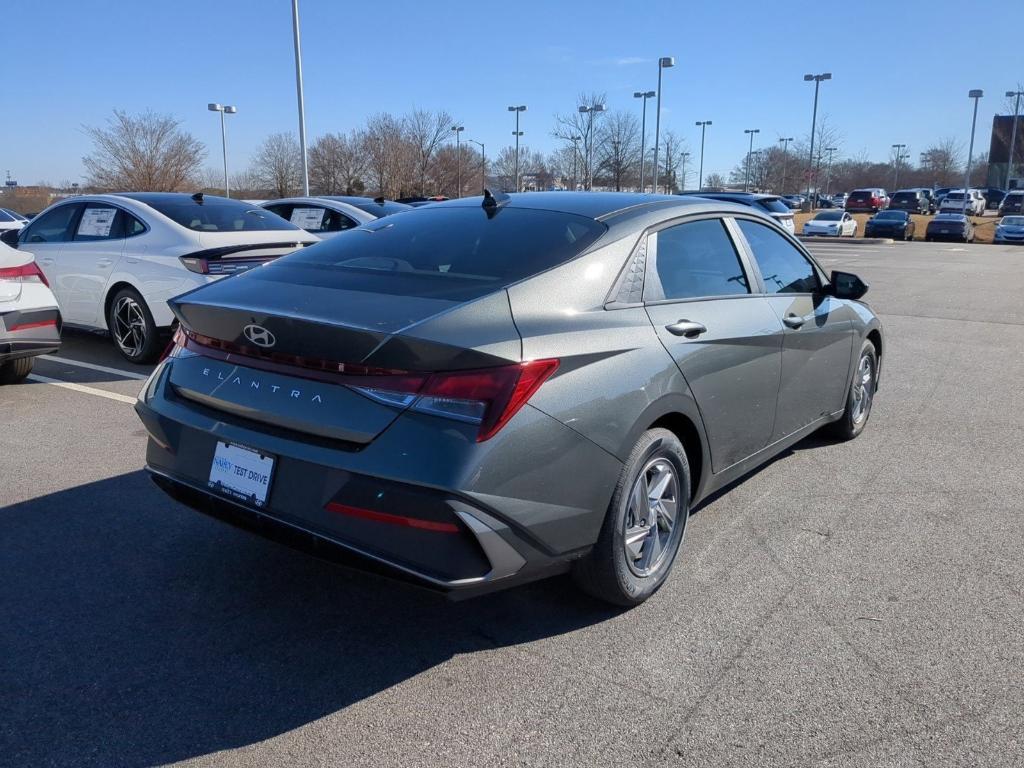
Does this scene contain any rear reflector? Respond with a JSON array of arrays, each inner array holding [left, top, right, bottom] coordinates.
[[0, 261, 50, 287], [325, 502, 460, 533], [7, 318, 57, 332]]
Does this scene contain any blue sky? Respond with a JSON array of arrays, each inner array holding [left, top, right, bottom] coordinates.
[[5, 0, 1022, 186]]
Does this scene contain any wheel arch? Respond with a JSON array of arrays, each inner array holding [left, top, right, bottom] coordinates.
[[103, 280, 142, 333]]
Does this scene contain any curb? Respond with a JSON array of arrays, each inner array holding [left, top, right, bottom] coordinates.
[[798, 236, 894, 245]]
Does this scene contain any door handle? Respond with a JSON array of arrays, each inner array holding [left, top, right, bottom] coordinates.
[[783, 314, 805, 329], [665, 320, 707, 338]]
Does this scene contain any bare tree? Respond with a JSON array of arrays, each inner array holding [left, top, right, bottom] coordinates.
[[919, 138, 963, 187], [250, 133, 302, 198], [658, 130, 688, 193], [82, 110, 205, 191], [703, 172, 727, 190], [309, 131, 367, 195], [554, 92, 608, 190], [594, 111, 640, 191], [363, 113, 416, 198], [405, 109, 455, 195], [792, 116, 842, 194]]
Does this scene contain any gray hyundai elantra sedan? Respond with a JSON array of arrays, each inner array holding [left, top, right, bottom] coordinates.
[[136, 192, 882, 605]]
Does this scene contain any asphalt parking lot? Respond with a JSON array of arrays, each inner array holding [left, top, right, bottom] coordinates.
[[2, 239, 1023, 767]]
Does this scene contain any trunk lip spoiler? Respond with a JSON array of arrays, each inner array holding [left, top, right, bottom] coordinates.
[[181, 241, 313, 261]]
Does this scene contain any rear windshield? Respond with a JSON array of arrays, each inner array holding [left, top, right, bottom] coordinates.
[[261, 206, 607, 301], [848, 191, 871, 200], [145, 199, 300, 232], [945, 193, 965, 201], [890, 192, 916, 202], [755, 198, 791, 214]]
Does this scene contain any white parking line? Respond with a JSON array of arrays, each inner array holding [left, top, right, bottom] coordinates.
[[38, 354, 149, 381], [27, 374, 138, 405]]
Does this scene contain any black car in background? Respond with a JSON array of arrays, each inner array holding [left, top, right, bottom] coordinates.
[[888, 190, 929, 215], [998, 191, 1024, 215], [925, 213, 974, 243], [865, 210, 916, 240], [983, 188, 1007, 210]]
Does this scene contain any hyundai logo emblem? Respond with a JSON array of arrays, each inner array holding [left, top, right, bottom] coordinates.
[[243, 324, 276, 348]]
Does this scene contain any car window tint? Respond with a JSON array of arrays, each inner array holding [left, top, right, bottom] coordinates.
[[22, 204, 81, 243], [649, 219, 749, 301], [144, 198, 300, 232], [74, 204, 126, 241], [737, 219, 820, 294], [125, 213, 147, 237]]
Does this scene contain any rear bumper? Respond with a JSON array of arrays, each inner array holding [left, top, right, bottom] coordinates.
[[0, 307, 61, 362], [135, 359, 621, 597]]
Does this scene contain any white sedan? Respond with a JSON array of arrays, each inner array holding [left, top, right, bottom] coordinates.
[[3, 193, 317, 362], [0, 241, 61, 383], [260, 196, 413, 238], [0, 207, 28, 234], [803, 210, 857, 237]]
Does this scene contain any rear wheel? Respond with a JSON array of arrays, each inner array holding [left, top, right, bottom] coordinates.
[[0, 357, 34, 384], [107, 287, 162, 364], [826, 340, 877, 441], [573, 428, 690, 606]]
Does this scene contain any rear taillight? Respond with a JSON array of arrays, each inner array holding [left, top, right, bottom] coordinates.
[[179, 257, 210, 274], [0, 261, 50, 287], [353, 359, 559, 442]]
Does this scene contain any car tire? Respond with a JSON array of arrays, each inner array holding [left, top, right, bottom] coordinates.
[[107, 287, 162, 364], [826, 339, 878, 441], [0, 357, 34, 385], [572, 428, 690, 607]]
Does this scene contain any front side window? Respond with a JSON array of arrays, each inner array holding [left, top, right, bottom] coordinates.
[[21, 203, 82, 243], [737, 219, 820, 295], [647, 218, 749, 301]]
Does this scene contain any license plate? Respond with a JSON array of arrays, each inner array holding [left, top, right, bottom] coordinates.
[[208, 441, 275, 507], [940, 229, 950, 234]]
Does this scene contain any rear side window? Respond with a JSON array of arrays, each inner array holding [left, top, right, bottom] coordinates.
[[737, 219, 820, 294], [21, 203, 82, 243], [264, 203, 358, 233], [260, 206, 606, 301], [647, 219, 749, 301], [146, 199, 300, 232]]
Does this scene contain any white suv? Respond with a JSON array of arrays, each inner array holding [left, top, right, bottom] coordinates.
[[939, 189, 986, 216], [2, 193, 318, 362]]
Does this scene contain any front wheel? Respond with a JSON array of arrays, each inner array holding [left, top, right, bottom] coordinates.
[[0, 357, 34, 384], [573, 428, 690, 606], [107, 287, 162, 364], [826, 340, 877, 441]]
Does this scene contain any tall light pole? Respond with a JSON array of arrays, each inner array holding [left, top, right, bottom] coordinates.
[[291, 0, 309, 195], [451, 125, 464, 197], [778, 136, 794, 194], [964, 89, 984, 214], [891, 143, 907, 190], [679, 151, 690, 192], [1006, 89, 1023, 190], [824, 146, 837, 198], [744, 128, 760, 192], [652, 57, 675, 196], [507, 105, 526, 192], [578, 102, 606, 191], [634, 90, 656, 192], [695, 120, 712, 191], [469, 139, 485, 194], [804, 72, 832, 208], [207, 103, 237, 197]]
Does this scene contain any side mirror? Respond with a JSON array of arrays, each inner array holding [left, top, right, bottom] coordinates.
[[830, 270, 869, 301], [0, 229, 20, 248]]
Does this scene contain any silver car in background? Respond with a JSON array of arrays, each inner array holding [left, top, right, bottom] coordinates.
[[137, 192, 883, 606]]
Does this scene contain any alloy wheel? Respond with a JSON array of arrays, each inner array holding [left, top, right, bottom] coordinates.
[[851, 353, 874, 425], [111, 296, 147, 358], [623, 458, 680, 577]]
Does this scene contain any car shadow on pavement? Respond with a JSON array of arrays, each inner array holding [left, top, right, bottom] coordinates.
[[0, 470, 622, 767]]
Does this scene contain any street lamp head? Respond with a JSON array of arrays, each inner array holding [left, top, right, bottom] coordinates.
[[452, 125, 464, 132], [224, 105, 237, 114], [803, 74, 814, 81], [659, 56, 675, 68], [594, 104, 607, 112], [822, 73, 832, 80], [1008, 91, 1019, 98], [578, 105, 588, 113], [512, 131, 524, 136], [634, 92, 643, 98], [508, 105, 526, 112], [969, 89, 983, 98], [208, 103, 223, 112]]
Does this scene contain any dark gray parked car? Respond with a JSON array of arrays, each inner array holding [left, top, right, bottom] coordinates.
[[136, 192, 883, 605]]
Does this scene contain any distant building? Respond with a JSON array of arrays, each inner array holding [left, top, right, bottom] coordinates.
[[987, 115, 1024, 189]]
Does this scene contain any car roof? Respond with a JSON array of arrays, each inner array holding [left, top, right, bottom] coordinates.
[[429, 191, 728, 221], [677, 191, 781, 202]]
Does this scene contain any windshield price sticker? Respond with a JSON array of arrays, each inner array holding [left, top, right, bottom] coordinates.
[[77, 207, 117, 237], [290, 207, 326, 230]]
